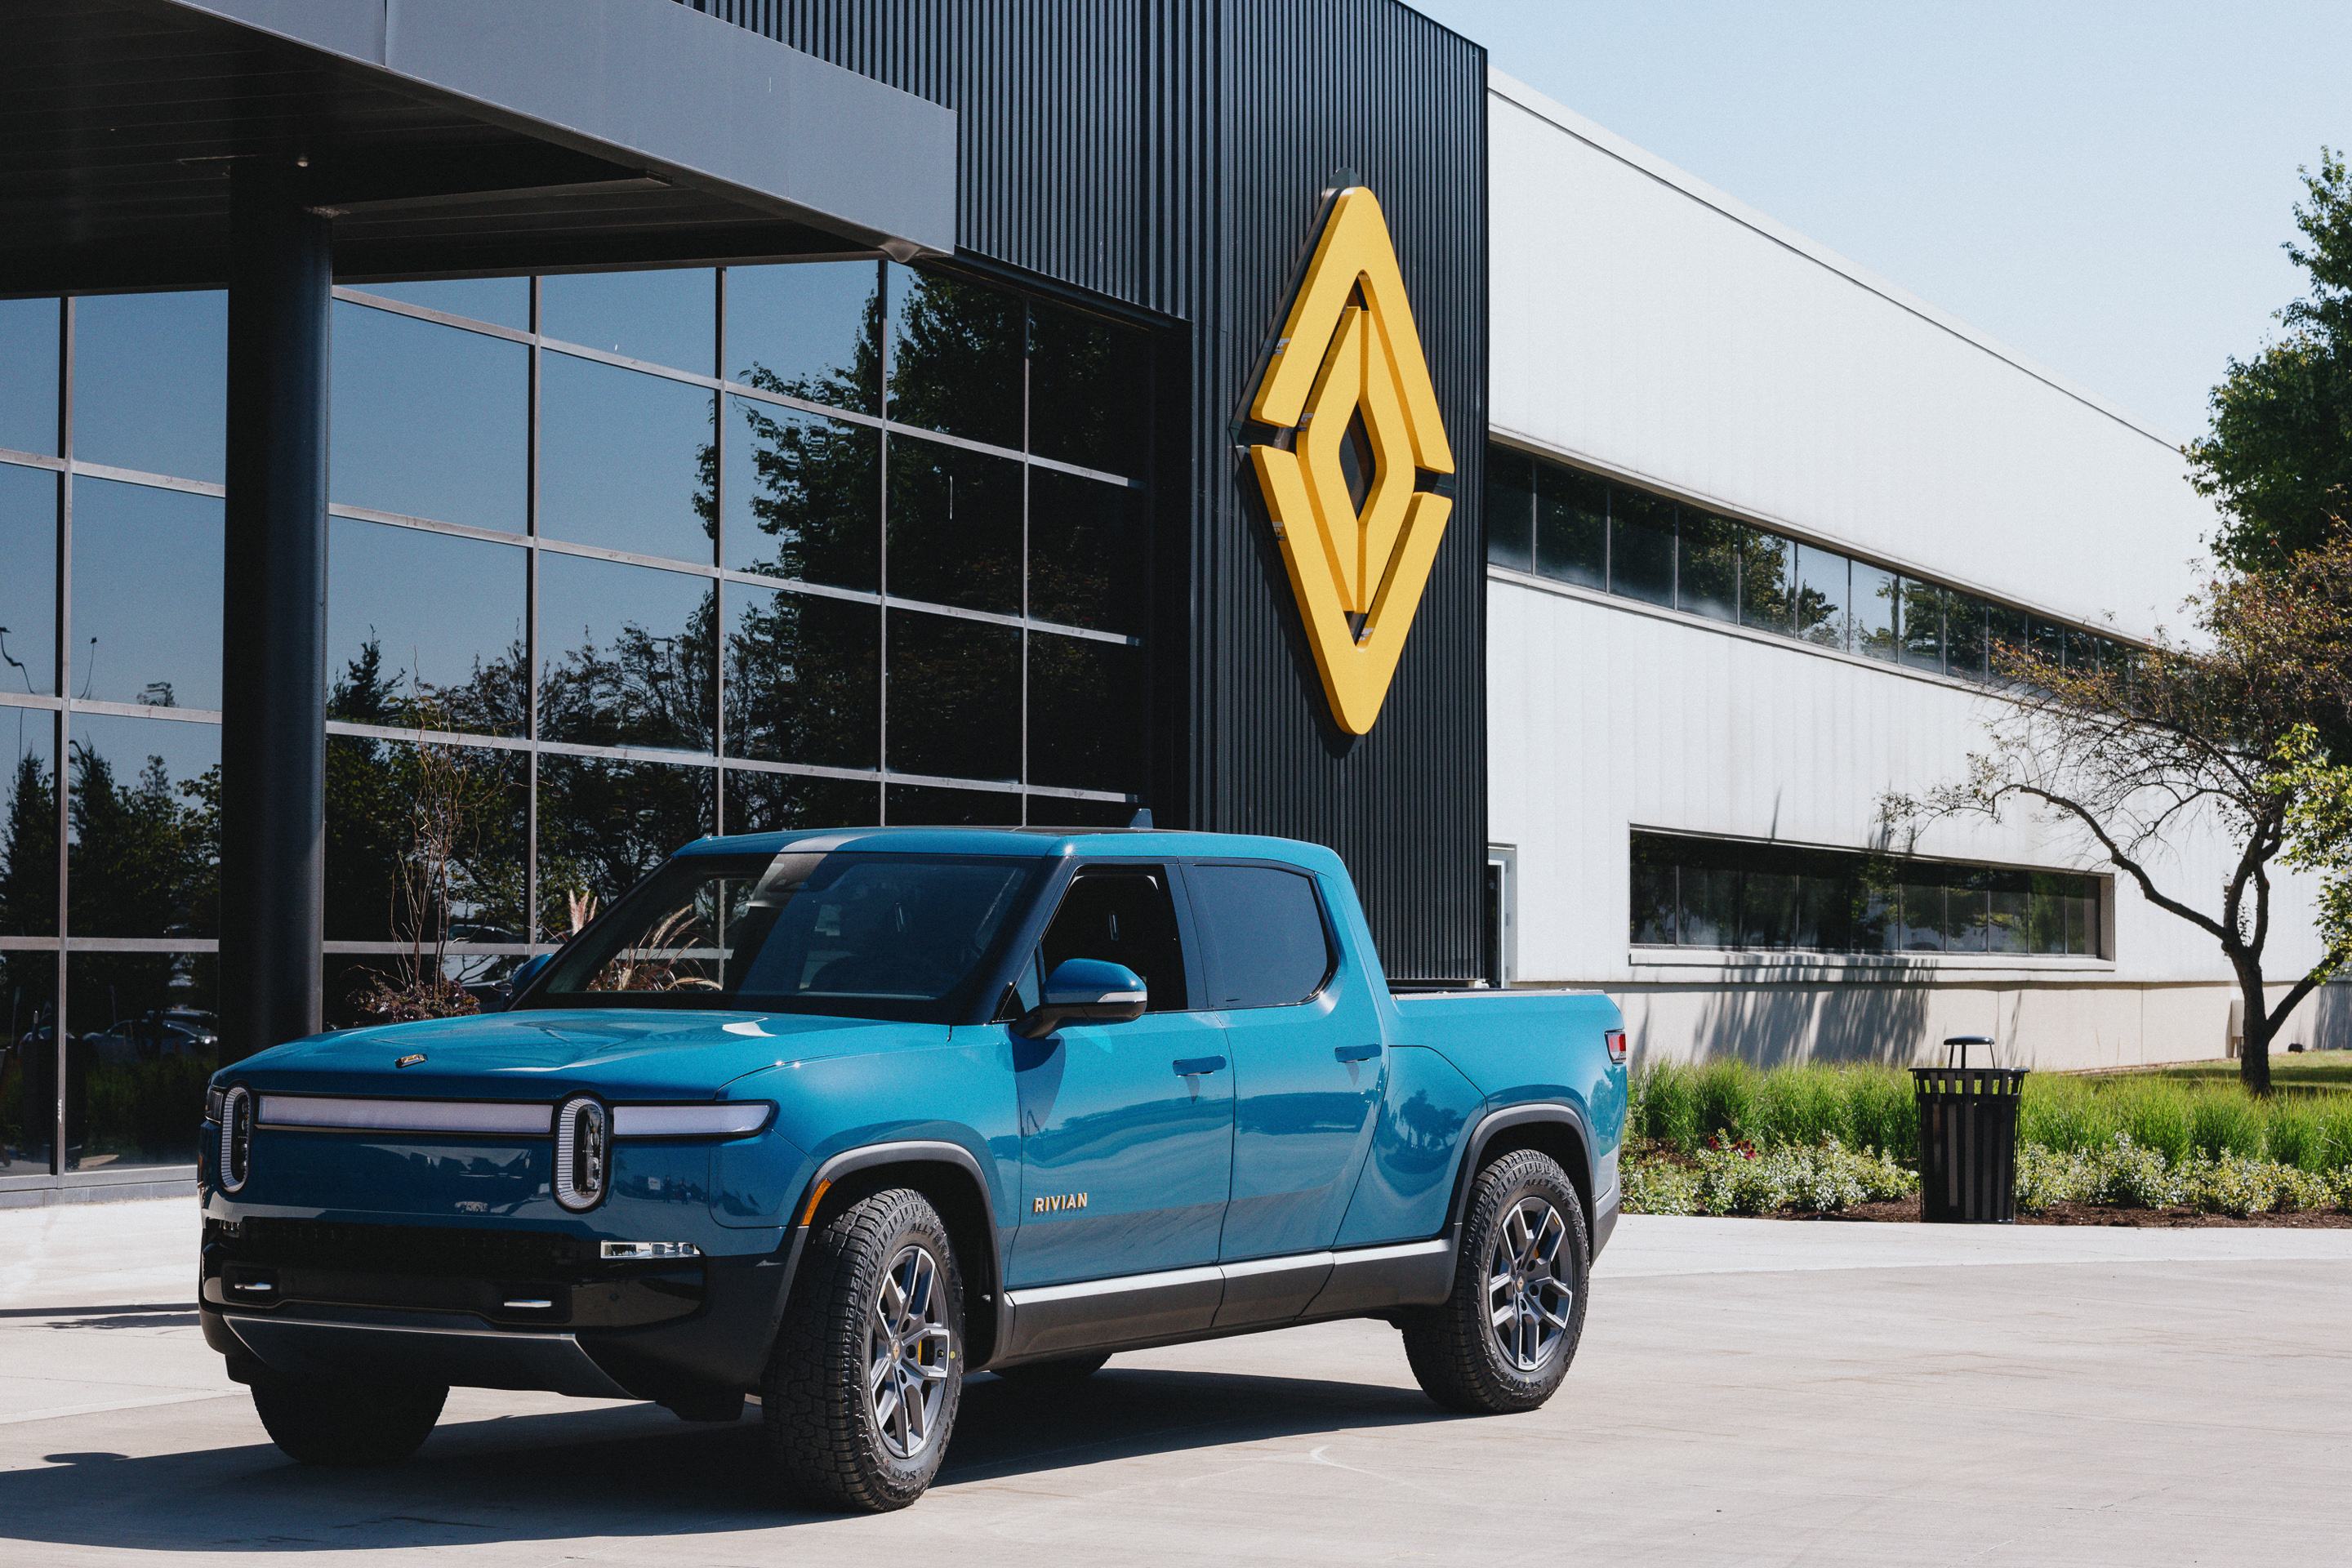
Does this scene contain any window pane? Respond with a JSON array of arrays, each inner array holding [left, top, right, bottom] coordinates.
[[723, 770, 878, 836], [1851, 858, 1900, 951], [323, 735, 528, 956], [1898, 579, 1944, 675], [1030, 470, 1145, 633], [327, 519, 526, 736], [1534, 462, 1607, 590], [1853, 563, 1898, 660], [2, 720, 57, 937], [537, 555, 716, 753], [74, 292, 225, 483], [1629, 833, 1677, 943], [1677, 511, 1740, 624], [1988, 604, 2030, 682], [1485, 446, 1534, 572], [67, 714, 218, 939], [2068, 875, 2100, 956], [885, 782, 1020, 826], [726, 259, 880, 416], [1609, 487, 1674, 607], [1740, 532, 1793, 634], [1946, 595, 1990, 683], [1027, 795, 1138, 828], [70, 949, 218, 1171], [1792, 544, 1849, 649], [537, 755, 715, 927], [70, 479, 222, 710], [1738, 842, 1800, 947], [331, 301, 527, 532], [1192, 864, 1331, 1008], [726, 398, 879, 590], [724, 581, 879, 770], [1944, 865, 1990, 953], [1986, 867, 2029, 954], [1679, 840, 1737, 948], [539, 352, 715, 564], [1, 957, 56, 1170], [1030, 300, 1148, 476], [2027, 871, 2068, 954], [0, 464, 57, 694], [541, 268, 715, 373], [886, 265, 1022, 451], [1895, 870, 1944, 951], [0, 297, 58, 456], [1027, 634, 1144, 795], [885, 435, 1022, 615], [885, 612, 1020, 782], [1797, 850, 1853, 951], [355, 278, 530, 332]]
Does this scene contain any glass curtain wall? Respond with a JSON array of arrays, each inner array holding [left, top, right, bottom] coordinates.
[[1629, 831, 2105, 957], [1486, 443, 2131, 679], [0, 264, 1152, 1187]]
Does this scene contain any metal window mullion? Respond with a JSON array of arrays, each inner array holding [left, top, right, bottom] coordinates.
[[524, 274, 541, 947], [711, 265, 727, 835], [51, 292, 71, 1177], [876, 258, 890, 824], [1019, 299, 1031, 826]]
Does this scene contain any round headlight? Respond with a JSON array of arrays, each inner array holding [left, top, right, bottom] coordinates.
[[553, 1095, 608, 1212], [219, 1086, 252, 1193]]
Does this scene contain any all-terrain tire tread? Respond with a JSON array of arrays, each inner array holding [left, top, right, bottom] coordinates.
[[1401, 1148, 1588, 1415]]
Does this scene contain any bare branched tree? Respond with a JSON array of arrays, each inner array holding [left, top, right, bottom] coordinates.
[[359, 714, 512, 1024], [1888, 542, 2352, 1093]]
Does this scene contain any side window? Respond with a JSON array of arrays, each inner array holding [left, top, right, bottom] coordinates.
[[1037, 868, 1188, 1012], [1189, 864, 1335, 1009]]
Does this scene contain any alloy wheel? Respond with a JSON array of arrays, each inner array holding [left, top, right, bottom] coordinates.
[[1486, 1195, 1575, 1372], [867, 1242, 953, 1459]]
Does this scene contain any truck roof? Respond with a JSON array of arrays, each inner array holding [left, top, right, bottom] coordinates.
[[672, 825, 1349, 876]]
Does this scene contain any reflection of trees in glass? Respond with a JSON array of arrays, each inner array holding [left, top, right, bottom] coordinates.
[[2, 751, 56, 938], [727, 592, 875, 771], [1677, 514, 1740, 622], [67, 745, 216, 942], [537, 755, 710, 929], [729, 278, 881, 590], [1029, 301, 1147, 475], [540, 586, 718, 753], [889, 270, 1023, 449]]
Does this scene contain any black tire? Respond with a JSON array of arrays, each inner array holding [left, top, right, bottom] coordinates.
[[249, 1377, 448, 1466], [1402, 1148, 1589, 1414], [764, 1187, 964, 1512], [992, 1352, 1111, 1385]]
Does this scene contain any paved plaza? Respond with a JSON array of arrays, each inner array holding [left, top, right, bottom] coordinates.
[[4, 1199, 2348, 1566]]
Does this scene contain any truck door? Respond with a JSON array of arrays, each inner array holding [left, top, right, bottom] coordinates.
[[1005, 864, 1234, 1289], [1188, 862, 1383, 1262]]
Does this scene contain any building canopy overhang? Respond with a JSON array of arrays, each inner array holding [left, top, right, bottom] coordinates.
[[0, 0, 959, 293]]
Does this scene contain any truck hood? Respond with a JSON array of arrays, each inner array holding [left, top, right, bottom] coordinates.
[[225, 1008, 931, 1102]]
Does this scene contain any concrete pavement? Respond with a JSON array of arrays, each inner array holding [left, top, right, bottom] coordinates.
[[3, 1199, 2349, 1565]]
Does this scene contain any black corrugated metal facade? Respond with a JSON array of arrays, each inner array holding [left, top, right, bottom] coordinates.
[[684, 0, 1490, 982]]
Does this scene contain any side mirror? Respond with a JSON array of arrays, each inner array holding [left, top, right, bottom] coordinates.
[[505, 952, 555, 1008], [1014, 959, 1147, 1039]]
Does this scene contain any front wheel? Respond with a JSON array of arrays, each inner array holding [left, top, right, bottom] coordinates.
[[1401, 1148, 1589, 1414], [250, 1377, 448, 1466], [764, 1187, 964, 1512]]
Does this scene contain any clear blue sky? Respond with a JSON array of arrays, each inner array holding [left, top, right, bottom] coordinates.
[[1412, 0, 2351, 441]]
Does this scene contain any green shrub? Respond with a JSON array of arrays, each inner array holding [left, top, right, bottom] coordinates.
[[1633, 1062, 1703, 1152], [1619, 1138, 1917, 1217], [2263, 1098, 2324, 1169], [1751, 1067, 1849, 1149], [2118, 1084, 2197, 1165], [1846, 1068, 1918, 1163], [1623, 1157, 1700, 1216], [1692, 1059, 1758, 1146], [2190, 1091, 2265, 1160], [2020, 1074, 2119, 1154], [2316, 1100, 2352, 1170]]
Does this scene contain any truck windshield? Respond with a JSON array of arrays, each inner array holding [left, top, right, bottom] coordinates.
[[530, 851, 1045, 1023]]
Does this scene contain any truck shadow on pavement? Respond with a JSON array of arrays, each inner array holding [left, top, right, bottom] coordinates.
[[0, 1365, 1460, 1551]]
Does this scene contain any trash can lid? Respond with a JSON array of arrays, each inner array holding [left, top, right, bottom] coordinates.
[[1943, 1035, 1995, 1045]]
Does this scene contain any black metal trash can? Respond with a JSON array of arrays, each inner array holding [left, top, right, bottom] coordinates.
[[1913, 1036, 2027, 1223]]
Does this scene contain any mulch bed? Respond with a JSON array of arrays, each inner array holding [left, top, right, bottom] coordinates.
[[1766, 1196, 2352, 1228]]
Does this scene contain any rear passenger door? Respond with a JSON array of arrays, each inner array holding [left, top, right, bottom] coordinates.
[[1188, 862, 1384, 1263], [1006, 863, 1235, 1289]]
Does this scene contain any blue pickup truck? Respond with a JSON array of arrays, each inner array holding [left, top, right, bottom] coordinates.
[[198, 827, 1625, 1510]]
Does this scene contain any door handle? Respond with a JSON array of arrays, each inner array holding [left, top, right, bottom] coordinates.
[[1172, 1056, 1227, 1076], [1334, 1044, 1381, 1063]]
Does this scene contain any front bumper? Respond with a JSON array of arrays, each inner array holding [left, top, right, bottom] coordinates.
[[202, 1218, 800, 1405]]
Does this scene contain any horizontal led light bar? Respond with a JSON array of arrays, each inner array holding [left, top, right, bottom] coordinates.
[[609, 1102, 773, 1139], [257, 1095, 551, 1135], [600, 1241, 703, 1260]]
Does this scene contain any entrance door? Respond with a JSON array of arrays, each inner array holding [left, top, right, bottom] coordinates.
[[1006, 865, 1233, 1290]]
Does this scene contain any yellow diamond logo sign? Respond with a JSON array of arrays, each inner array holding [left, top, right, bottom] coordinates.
[[1249, 187, 1455, 736]]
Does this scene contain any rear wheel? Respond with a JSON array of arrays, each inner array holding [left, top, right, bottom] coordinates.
[[764, 1187, 964, 1512], [992, 1352, 1111, 1386], [250, 1377, 448, 1466], [1402, 1148, 1588, 1414]]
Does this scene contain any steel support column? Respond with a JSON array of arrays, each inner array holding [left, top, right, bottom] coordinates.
[[219, 158, 329, 1063]]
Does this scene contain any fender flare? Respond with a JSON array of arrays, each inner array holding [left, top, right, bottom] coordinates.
[[780, 1138, 1009, 1358], [1444, 1102, 1597, 1238]]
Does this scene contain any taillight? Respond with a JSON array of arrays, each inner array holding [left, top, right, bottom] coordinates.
[[1605, 1030, 1628, 1064]]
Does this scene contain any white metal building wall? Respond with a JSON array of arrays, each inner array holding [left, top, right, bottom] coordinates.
[[1484, 70, 2334, 1069]]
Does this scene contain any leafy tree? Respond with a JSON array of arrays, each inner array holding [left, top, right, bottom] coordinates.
[[2189, 150, 2352, 572], [1889, 545, 2352, 1094]]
